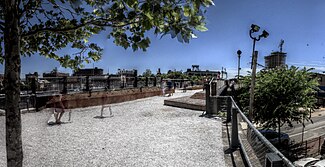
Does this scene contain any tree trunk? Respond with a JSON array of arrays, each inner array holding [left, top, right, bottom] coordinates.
[[4, 0, 23, 166]]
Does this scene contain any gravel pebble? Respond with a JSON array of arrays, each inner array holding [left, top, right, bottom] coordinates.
[[0, 90, 225, 167]]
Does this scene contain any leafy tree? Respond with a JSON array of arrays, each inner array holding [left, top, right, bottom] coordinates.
[[142, 69, 153, 77], [238, 66, 319, 144], [160, 73, 168, 79], [190, 75, 201, 82], [167, 70, 186, 79], [0, 0, 213, 166]]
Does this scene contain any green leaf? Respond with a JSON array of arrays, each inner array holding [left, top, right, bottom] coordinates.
[[195, 24, 208, 32], [184, 6, 191, 17]]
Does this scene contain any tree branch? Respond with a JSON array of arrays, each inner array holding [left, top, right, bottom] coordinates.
[[22, 22, 90, 38], [0, 21, 4, 31], [20, 0, 41, 17], [21, 18, 141, 38]]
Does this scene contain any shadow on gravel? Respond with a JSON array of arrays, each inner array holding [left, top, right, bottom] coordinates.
[[199, 113, 243, 167], [47, 121, 73, 126], [223, 121, 239, 167]]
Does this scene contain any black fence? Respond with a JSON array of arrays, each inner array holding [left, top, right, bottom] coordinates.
[[24, 76, 164, 94], [289, 135, 325, 160], [0, 95, 37, 111], [1, 76, 201, 111]]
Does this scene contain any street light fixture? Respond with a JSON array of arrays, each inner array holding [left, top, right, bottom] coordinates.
[[261, 30, 269, 38], [248, 24, 269, 120], [249, 24, 269, 67], [251, 24, 260, 32]]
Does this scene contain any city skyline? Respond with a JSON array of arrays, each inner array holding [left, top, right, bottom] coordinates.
[[1, 0, 325, 78]]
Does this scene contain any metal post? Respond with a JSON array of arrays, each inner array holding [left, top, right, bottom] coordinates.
[[145, 77, 149, 87], [62, 76, 67, 94], [68, 111, 72, 122], [226, 97, 232, 123], [26, 96, 29, 112], [106, 76, 110, 90], [31, 77, 36, 94], [35, 94, 39, 111], [302, 117, 305, 143], [211, 82, 216, 96], [237, 50, 242, 81], [134, 76, 138, 88], [85, 76, 90, 91], [231, 108, 239, 149], [133, 70, 138, 88], [305, 141, 308, 157], [153, 77, 157, 87], [249, 51, 258, 120], [319, 136, 322, 154], [205, 83, 211, 115]]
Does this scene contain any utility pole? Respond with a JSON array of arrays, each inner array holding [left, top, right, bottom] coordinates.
[[237, 50, 242, 81], [249, 51, 258, 120], [248, 24, 269, 120]]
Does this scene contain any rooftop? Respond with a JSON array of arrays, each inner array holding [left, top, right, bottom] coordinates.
[[0, 90, 226, 166]]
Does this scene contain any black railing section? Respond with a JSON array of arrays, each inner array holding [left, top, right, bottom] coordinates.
[[21, 76, 163, 94], [226, 97, 294, 166], [0, 95, 37, 111], [1, 76, 200, 111], [204, 81, 295, 167]]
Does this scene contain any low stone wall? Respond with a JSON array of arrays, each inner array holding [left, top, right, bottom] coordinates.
[[47, 87, 163, 109]]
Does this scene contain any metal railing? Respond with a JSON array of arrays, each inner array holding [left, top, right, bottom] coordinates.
[[0, 95, 37, 111], [290, 135, 325, 159], [203, 79, 295, 166], [27, 76, 160, 94], [2, 76, 202, 111], [222, 96, 295, 167]]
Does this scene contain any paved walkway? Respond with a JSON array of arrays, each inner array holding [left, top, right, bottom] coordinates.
[[0, 90, 226, 167]]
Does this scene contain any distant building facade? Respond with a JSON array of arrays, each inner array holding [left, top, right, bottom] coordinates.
[[264, 51, 287, 69], [184, 65, 221, 78], [25, 72, 39, 84], [42, 68, 69, 91], [313, 73, 325, 107], [43, 68, 69, 77], [315, 73, 325, 87], [116, 69, 137, 77], [73, 67, 103, 76]]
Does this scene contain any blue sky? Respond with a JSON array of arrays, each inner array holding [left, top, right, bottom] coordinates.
[[2, 0, 325, 78]]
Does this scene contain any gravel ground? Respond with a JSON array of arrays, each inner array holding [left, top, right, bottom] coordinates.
[[0, 90, 225, 167]]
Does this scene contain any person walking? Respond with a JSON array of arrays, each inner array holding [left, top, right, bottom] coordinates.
[[167, 80, 173, 96], [161, 80, 166, 96], [183, 82, 188, 93], [48, 94, 65, 124]]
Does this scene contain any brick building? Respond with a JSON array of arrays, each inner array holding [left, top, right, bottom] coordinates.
[[264, 51, 287, 69], [73, 67, 104, 76], [184, 65, 221, 79]]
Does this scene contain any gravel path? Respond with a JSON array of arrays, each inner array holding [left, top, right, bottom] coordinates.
[[0, 90, 225, 167]]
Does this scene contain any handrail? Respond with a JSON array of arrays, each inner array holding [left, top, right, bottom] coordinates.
[[209, 77, 215, 85], [228, 96, 295, 167]]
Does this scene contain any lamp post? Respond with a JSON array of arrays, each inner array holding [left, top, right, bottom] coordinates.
[[248, 24, 269, 120], [237, 50, 242, 82]]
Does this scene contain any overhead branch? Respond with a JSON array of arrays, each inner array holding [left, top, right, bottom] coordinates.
[[54, 4, 78, 19], [21, 18, 140, 38], [0, 21, 4, 31], [20, 0, 41, 17]]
